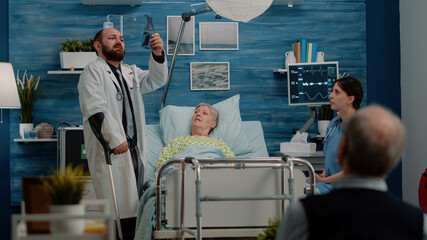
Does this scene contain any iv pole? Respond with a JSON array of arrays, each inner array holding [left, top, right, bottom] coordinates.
[[161, 5, 213, 109], [104, 14, 136, 36]]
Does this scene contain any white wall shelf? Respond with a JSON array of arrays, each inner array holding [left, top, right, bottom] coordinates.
[[14, 138, 57, 143], [12, 199, 114, 240], [273, 68, 287, 74], [47, 70, 82, 74]]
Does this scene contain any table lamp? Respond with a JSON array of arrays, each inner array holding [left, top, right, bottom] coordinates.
[[0, 63, 21, 123]]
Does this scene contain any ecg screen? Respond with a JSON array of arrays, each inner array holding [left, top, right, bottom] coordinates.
[[287, 62, 339, 106]]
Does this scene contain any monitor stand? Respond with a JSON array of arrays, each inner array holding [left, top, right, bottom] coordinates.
[[298, 106, 317, 133]]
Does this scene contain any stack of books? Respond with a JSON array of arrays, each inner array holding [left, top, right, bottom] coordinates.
[[291, 39, 318, 63]]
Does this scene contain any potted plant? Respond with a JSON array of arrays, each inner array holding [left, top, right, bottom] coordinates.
[[41, 164, 89, 235], [16, 70, 41, 138], [257, 216, 281, 240], [318, 104, 333, 136], [59, 38, 97, 70]]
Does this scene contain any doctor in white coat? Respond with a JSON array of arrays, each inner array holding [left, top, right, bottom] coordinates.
[[78, 27, 167, 240]]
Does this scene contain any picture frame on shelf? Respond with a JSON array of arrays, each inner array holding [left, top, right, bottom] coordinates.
[[190, 62, 230, 91]]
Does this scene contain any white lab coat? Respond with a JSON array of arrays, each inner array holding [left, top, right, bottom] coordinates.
[[78, 55, 167, 218]]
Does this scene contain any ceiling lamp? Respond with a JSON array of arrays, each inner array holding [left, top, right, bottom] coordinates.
[[206, 0, 273, 22]]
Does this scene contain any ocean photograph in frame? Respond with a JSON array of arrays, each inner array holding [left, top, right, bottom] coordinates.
[[199, 22, 239, 50], [191, 62, 230, 91], [167, 16, 195, 55]]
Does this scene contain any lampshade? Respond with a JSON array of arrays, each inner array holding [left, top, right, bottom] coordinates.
[[206, 0, 273, 22], [0, 63, 21, 109]]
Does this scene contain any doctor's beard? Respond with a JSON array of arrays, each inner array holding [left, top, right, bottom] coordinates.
[[102, 44, 125, 62]]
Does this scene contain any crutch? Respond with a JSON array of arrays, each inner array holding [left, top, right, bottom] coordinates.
[[88, 112, 123, 240]]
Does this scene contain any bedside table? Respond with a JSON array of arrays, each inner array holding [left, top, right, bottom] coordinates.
[[275, 151, 324, 171]]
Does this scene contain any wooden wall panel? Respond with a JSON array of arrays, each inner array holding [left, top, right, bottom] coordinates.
[[9, 0, 366, 205]]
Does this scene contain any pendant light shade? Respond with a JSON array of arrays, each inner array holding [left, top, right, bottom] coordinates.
[[206, 0, 273, 22]]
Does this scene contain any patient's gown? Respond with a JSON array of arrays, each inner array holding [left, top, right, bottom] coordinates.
[[156, 135, 235, 166], [318, 116, 343, 194]]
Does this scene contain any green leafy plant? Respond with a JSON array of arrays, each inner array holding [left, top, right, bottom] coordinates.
[[257, 216, 282, 240], [318, 104, 333, 121], [41, 164, 89, 205], [16, 70, 41, 123], [60, 39, 94, 52]]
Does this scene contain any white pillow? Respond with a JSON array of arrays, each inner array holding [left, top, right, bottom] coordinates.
[[159, 94, 255, 155]]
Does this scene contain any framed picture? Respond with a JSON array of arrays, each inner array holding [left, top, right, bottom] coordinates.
[[167, 16, 195, 55], [199, 22, 239, 50], [191, 62, 230, 91]]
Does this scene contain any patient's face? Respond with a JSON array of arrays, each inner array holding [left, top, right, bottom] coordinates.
[[192, 105, 216, 133]]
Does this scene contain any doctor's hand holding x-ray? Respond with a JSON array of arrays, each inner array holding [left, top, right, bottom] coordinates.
[[78, 27, 168, 240]]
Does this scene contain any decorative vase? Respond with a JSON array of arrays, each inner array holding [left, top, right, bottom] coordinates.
[[317, 120, 330, 136], [49, 204, 85, 235], [35, 122, 54, 138], [19, 123, 34, 139]]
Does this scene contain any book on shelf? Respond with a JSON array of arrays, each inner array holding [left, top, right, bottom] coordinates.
[[307, 43, 313, 63], [300, 38, 307, 63], [290, 40, 318, 63], [292, 42, 301, 63], [311, 43, 318, 62]]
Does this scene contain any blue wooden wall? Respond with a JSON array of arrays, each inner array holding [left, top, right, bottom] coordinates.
[[8, 0, 367, 206]]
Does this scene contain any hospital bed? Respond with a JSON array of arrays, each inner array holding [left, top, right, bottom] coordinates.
[[137, 115, 316, 239]]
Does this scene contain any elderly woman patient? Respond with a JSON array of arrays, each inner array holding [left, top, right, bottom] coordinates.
[[155, 103, 235, 169]]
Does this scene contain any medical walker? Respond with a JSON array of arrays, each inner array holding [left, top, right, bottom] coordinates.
[[155, 156, 316, 239]]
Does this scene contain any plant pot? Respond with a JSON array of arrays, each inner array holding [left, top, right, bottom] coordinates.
[[49, 204, 85, 235], [60, 52, 97, 69], [318, 120, 331, 136], [19, 123, 34, 139]]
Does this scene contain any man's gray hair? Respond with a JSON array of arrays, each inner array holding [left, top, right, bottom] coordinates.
[[342, 105, 406, 177], [195, 103, 219, 123]]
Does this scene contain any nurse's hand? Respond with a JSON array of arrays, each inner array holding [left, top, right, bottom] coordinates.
[[315, 173, 327, 183], [113, 141, 129, 154], [307, 170, 326, 182], [150, 33, 164, 56]]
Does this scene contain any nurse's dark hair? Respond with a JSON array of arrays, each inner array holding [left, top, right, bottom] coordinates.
[[336, 76, 363, 109]]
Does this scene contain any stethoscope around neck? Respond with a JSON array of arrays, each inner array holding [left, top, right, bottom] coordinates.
[[323, 119, 341, 143], [111, 80, 123, 101]]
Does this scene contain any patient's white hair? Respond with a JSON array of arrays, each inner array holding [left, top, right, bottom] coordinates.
[[343, 105, 406, 177], [195, 103, 219, 123]]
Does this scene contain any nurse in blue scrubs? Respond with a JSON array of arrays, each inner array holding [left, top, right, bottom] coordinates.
[[316, 76, 363, 194]]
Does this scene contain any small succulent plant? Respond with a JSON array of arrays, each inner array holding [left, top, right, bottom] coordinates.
[[41, 164, 89, 205]]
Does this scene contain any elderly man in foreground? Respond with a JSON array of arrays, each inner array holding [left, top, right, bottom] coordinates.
[[276, 105, 426, 240]]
